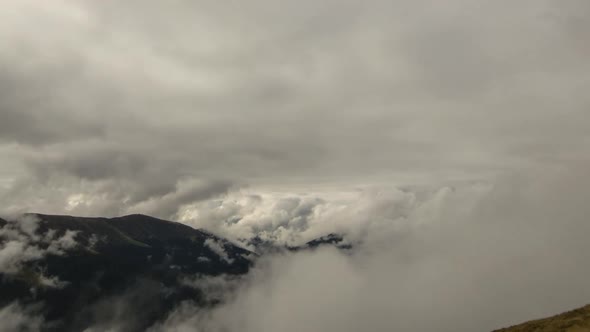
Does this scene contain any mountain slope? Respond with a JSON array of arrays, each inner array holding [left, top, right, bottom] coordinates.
[[0, 213, 254, 331], [494, 304, 590, 332], [7, 213, 586, 332], [1, 213, 352, 331]]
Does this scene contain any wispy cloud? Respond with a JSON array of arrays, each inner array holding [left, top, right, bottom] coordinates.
[[0, 215, 78, 274]]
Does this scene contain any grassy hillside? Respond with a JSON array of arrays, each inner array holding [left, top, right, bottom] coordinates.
[[494, 304, 590, 332]]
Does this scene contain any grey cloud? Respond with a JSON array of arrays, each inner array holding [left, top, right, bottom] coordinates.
[[0, 302, 43, 332], [24, 146, 151, 183], [0, 176, 233, 221], [79, 280, 178, 332], [132, 179, 235, 220], [1, 0, 589, 217], [0, 45, 108, 146], [0, 109, 104, 147]]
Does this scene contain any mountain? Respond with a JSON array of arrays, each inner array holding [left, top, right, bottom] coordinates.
[[493, 304, 590, 332], [0, 213, 253, 331], [0, 213, 352, 331], [303, 233, 352, 250], [246, 233, 352, 254]]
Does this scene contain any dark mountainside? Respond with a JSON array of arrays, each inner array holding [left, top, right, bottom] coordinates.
[[494, 304, 590, 332], [0, 213, 253, 331], [0, 213, 349, 331]]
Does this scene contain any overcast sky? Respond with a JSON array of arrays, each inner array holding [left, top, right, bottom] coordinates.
[[1, 0, 588, 220]]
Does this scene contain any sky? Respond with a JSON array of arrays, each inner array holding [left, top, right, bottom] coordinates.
[[1, 0, 590, 331], [1, 0, 588, 220]]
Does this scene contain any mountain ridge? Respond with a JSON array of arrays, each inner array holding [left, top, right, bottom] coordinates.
[[0, 213, 254, 331]]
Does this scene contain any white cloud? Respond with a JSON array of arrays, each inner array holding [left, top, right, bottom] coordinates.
[[178, 182, 488, 248], [0, 215, 79, 275], [204, 239, 234, 264], [152, 166, 590, 332]]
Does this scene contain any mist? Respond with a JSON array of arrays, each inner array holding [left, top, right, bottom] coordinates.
[[139, 167, 588, 332]]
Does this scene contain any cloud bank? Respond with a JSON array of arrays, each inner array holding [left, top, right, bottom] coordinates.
[[150, 167, 590, 332]]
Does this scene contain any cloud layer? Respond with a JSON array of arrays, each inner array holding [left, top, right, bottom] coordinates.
[[151, 167, 590, 332], [1, 0, 589, 218]]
